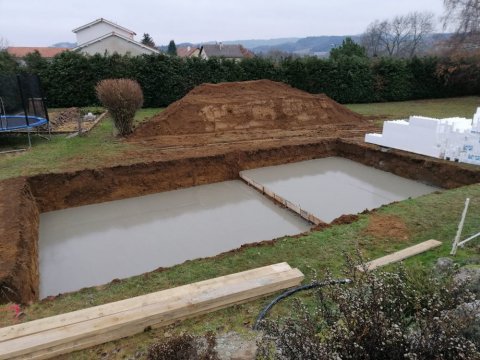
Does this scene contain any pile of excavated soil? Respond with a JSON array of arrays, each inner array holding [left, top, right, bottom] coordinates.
[[132, 80, 366, 137], [49, 107, 80, 128]]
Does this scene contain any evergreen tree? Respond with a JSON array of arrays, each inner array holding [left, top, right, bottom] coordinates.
[[141, 33, 156, 48], [24, 50, 49, 74], [167, 40, 177, 56], [0, 50, 18, 73], [330, 37, 367, 60]]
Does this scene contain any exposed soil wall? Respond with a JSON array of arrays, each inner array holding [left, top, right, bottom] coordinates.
[[0, 178, 39, 304], [3, 139, 480, 304], [28, 141, 337, 213], [132, 80, 366, 137], [337, 140, 480, 189]]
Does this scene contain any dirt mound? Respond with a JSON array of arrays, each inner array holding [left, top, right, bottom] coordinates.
[[133, 80, 366, 137], [50, 107, 80, 127]]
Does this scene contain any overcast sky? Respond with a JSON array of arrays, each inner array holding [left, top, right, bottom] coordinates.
[[1, 0, 445, 47]]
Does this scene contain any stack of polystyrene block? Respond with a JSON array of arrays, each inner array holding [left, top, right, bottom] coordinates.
[[364, 108, 480, 166], [365, 116, 442, 158]]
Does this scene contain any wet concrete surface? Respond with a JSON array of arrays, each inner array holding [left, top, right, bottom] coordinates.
[[241, 157, 438, 223], [39, 180, 310, 298]]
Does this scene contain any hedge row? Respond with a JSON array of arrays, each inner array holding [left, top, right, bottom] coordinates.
[[2, 51, 479, 108]]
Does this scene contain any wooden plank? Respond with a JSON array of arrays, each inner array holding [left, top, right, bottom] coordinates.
[[358, 240, 442, 272], [239, 172, 324, 226], [4, 269, 303, 360], [0, 263, 292, 343], [17, 271, 302, 360], [0, 264, 303, 360], [1, 265, 299, 355]]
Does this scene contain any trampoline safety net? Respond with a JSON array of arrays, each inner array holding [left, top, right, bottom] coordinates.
[[0, 73, 49, 131]]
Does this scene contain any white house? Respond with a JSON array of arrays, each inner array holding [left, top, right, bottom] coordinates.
[[72, 18, 159, 56]]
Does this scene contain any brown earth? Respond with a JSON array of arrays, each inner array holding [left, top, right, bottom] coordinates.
[[0, 178, 39, 304], [49, 108, 81, 128], [132, 80, 366, 137], [363, 214, 410, 242]]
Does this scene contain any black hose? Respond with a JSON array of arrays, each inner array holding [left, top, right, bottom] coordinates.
[[253, 278, 351, 330]]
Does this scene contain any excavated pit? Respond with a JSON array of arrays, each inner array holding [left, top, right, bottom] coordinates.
[[2, 80, 480, 303], [2, 140, 480, 303]]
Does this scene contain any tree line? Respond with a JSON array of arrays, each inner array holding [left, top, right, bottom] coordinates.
[[0, 0, 477, 108], [0, 48, 477, 108], [360, 0, 479, 58]]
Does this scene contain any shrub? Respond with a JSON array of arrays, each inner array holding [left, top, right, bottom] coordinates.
[[95, 78, 143, 136], [372, 58, 412, 101], [257, 257, 480, 359], [0, 50, 18, 74], [147, 333, 218, 360], [24, 52, 480, 108]]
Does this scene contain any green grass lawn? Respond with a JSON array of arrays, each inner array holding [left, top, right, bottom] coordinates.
[[1, 97, 480, 358], [346, 96, 480, 120], [0, 108, 162, 180]]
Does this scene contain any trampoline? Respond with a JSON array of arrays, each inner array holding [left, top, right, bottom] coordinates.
[[0, 74, 50, 149], [0, 115, 48, 131]]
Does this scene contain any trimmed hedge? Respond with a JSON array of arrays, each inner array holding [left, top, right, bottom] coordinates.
[[1, 50, 479, 108]]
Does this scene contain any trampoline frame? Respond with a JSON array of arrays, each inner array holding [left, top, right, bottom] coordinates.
[[0, 74, 51, 149]]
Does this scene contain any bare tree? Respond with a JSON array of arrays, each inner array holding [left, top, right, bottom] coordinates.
[[0, 37, 9, 50], [388, 15, 408, 56], [443, 0, 480, 35], [407, 12, 435, 57], [361, 12, 435, 58], [442, 0, 480, 51], [361, 21, 386, 57]]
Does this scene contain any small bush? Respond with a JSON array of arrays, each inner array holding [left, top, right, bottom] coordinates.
[[147, 333, 218, 360], [95, 78, 143, 136], [257, 256, 480, 360]]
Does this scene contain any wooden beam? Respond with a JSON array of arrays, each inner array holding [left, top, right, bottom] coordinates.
[[239, 172, 324, 226], [0, 263, 303, 360], [358, 240, 442, 272]]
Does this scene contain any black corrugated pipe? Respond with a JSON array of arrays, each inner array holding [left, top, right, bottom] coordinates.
[[253, 278, 352, 331]]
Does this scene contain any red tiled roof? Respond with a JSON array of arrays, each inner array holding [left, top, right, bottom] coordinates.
[[177, 47, 199, 58], [7, 47, 69, 58], [240, 46, 255, 59]]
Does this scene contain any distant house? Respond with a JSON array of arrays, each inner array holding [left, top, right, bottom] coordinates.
[[72, 18, 159, 56], [177, 46, 201, 58], [7, 47, 68, 59], [198, 43, 254, 60]]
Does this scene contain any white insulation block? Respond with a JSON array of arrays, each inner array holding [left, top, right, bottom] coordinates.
[[365, 108, 480, 166]]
